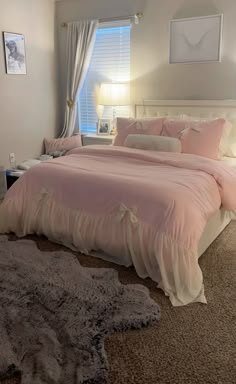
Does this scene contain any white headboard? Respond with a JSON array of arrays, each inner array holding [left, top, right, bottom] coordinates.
[[135, 100, 236, 120]]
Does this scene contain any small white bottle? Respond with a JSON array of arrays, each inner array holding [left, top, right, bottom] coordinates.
[[0, 166, 7, 199]]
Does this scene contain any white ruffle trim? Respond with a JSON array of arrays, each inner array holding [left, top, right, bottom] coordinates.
[[0, 190, 206, 306]]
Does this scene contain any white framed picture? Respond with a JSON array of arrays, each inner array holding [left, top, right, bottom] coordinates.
[[97, 119, 111, 135], [169, 14, 223, 64], [3, 32, 27, 74]]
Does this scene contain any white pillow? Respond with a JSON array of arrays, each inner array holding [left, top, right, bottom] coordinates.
[[124, 134, 181, 152], [223, 119, 236, 157]]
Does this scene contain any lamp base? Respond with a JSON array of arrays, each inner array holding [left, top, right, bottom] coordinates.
[[110, 126, 117, 136], [110, 106, 117, 135]]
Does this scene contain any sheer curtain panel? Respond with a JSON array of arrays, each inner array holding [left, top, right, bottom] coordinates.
[[61, 20, 98, 137]]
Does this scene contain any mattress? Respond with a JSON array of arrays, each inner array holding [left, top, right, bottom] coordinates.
[[198, 209, 231, 257]]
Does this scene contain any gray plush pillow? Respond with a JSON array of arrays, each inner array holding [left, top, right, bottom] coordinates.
[[124, 134, 181, 152]]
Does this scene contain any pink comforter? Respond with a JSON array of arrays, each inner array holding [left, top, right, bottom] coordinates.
[[1, 145, 236, 306]]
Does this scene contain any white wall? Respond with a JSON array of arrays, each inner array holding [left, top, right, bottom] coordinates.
[[132, 0, 236, 102], [56, 0, 236, 108], [0, 0, 58, 168]]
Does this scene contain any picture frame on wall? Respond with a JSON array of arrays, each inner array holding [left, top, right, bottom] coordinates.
[[3, 32, 27, 74], [169, 14, 223, 64], [97, 119, 112, 135]]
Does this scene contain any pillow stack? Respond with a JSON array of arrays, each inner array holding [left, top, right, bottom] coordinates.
[[114, 116, 233, 160]]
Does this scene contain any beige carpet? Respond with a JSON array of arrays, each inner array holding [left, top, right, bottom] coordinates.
[[2, 221, 236, 384]]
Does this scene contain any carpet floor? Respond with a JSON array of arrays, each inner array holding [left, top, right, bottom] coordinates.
[[2, 221, 236, 384]]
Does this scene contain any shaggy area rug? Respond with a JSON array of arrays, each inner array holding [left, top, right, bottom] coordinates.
[[2, 221, 236, 384], [0, 236, 160, 384]]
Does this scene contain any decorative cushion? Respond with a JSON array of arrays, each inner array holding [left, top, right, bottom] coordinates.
[[124, 134, 181, 153], [44, 135, 82, 154], [113, 117, 165, 147], [162, 118, 227, 159]]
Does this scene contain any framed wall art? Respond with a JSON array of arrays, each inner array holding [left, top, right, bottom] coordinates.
[[3, 32, 27, 74], [169, 14, 223, 64]]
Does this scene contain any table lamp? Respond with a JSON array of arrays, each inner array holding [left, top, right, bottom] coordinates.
[[98, 82, 130, 134]]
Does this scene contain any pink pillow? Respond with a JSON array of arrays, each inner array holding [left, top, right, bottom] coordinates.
[[113, 117, 165, 147], [44, 135, 82, 154], [162, 119, 226, 159], [162, 119, 187, 139]]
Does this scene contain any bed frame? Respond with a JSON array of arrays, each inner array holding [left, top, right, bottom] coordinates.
[[135, 99, 236, 120], [135, 99, 236, 256]]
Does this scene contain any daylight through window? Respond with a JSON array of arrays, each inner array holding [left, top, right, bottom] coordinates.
[[78, 22, 131, 133]]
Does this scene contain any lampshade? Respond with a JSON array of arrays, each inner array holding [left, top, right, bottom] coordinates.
[[99, 82, 130, 106]]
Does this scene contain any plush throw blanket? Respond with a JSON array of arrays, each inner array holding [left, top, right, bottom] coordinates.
[[1, 146, 236, 306]]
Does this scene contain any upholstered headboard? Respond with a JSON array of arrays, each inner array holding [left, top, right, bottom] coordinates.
[[135, 100, 236, 120]]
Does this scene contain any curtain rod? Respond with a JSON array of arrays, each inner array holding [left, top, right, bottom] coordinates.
[[61, 13, 143, 28]]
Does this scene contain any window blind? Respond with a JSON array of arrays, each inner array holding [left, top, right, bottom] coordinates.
[[78, 23, 131, 133]]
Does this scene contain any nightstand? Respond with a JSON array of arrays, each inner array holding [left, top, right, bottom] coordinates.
[[82, 134, 114, 146], [6, 170, 25, 189]]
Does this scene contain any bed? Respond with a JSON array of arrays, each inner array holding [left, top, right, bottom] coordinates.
[[135, 100, 236, 258], [1, 100, 236, 307]]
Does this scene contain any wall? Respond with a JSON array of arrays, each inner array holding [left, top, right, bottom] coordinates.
[[133, 0, 236, 102], [0, 0, 58, 168], [56, 0, 236, 108]]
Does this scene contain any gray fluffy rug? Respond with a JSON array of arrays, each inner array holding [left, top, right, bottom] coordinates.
[[0, 236, 160, 384]]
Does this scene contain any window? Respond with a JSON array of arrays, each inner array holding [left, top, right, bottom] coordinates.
[[78, 22, 131, 133]]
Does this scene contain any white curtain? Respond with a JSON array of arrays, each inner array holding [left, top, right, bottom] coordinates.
[[61, 20, 98, 137]]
